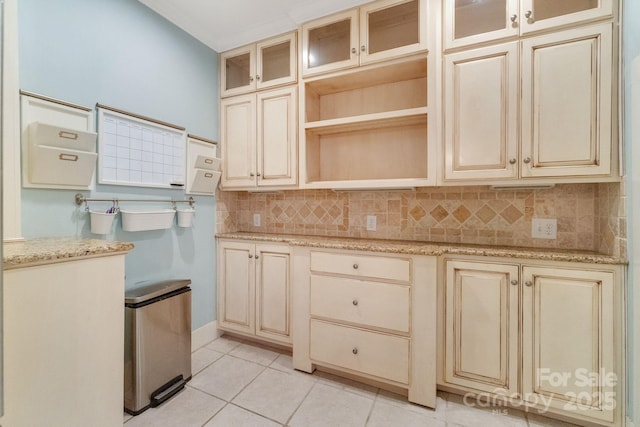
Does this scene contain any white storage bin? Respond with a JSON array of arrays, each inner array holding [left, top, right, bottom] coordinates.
[[29, 121, 97, 151], [194, 155, 221, 171], [90, 211, 117, 235], [120, 210, 176, 232], [29, 145, 98, 186], [190, 170, 221, 194], [176, 208, 195, 228]]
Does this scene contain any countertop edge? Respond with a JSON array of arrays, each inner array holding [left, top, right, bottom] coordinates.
[[3, 238, 135, 270], [216, 232, 626, 265]]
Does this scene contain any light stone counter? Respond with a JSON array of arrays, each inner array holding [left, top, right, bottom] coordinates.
[[3, 237, 135, 269], [217, 232, 626, 265]]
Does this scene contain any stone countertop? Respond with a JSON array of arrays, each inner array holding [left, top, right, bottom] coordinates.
[[216, 232, 626, 265], [3, 237, 135, 270]]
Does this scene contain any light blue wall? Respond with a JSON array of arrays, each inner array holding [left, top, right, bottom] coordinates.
[[18, 0, 219, 330], [623, 0, 640, 420]]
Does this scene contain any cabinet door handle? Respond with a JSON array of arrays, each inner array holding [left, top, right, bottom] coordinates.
[[352, 348, 358, 355], [360, 45, 366, 52], [250, 172, 255, 177], [256, 75, 261, 81], [511, 279, 518, 286], [255, 254, 260, 260], [249, 76, 254, 82], [509, 158, 517, 165], [524, 10, 532, 18], [248, 254, 253, 258], [523, 157, 531, 164], [525, 280, 533, 287], [257, 173, 261, 177], [352, 299, 358, 306], [351, 47, 357, 54], [352, 263, 359, 270], [510, 14, 517, 23]]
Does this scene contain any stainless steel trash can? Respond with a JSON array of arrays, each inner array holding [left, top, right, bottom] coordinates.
[[124, 279, 192, 415]]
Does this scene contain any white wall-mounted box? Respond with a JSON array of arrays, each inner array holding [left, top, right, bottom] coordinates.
[[186, 135, 220, 195], [20, 92, 97, 190]]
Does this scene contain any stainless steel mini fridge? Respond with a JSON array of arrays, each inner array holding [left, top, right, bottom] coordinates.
[[124, 279, 192, 415]]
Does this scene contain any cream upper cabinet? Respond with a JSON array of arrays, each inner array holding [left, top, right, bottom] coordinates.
[[520, 23, 612, 178], [445, 0, 613, 49], [221, 32, 297, 97], [443, 260, 520, 397], [221, 86, 297, 190], [217, 239, 292, 346], [521, 266, 617, 424], [444, 22, 613, 183], [301, 0, 427, 77], [444, 42, 518, 181]]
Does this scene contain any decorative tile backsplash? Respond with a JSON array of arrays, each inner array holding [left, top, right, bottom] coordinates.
[[216, 183, 626, 257]]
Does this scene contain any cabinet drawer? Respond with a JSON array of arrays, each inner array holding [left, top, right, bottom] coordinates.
[[309, 320, 409, 384], [310, 251, 411, 283], [310, 276, 410, 333]]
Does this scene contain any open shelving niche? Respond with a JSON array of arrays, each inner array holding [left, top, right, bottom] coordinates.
[[299, 55, 433, 189]]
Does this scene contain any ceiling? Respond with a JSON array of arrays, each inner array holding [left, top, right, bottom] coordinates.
[[137, 0, 374, 52]]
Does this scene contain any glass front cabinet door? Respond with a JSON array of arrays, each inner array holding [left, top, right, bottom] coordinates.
[[445, 0, 612, 49], [221, 32, 297, 97]]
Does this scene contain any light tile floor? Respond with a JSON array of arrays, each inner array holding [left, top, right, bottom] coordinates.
[[123, 335, 579, 427]]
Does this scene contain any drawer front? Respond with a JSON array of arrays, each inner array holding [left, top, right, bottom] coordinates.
[[310, 251, 411, 283], [310, 275, 410, 333], [309, 320, 409, 384]]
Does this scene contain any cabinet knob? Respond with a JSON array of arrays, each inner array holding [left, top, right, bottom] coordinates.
[[256, 75, 261, 80], [352, 299, 358, 306], [510, 14, 517, 23], [510, 279, 518, 286], [257, 173, 261, 177], [353, 263, 359, 270], [352, 348, 358, 355], [248, 254, 253, 258], [249, 76, 254, 82], [361, 45, 366, 52], [525, 10, 533, 19], [250, 172, 255, 177], [509, 158, 517, 165], [523, 157, 531, 164], [525, 280, 533, 287], [351, 47, 357, 54], [255, 254, 260, 260]]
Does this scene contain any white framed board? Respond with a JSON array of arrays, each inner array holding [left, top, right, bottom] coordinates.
[[97, 107, 186, 189]]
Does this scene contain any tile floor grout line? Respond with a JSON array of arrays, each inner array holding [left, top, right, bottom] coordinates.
[[199, 401, 229, 427], [363, 388, 382, 426], [283, 379, 322, 427]]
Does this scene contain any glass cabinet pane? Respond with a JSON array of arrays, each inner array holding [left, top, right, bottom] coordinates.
[[368, 0, 419, 54], [261, 41, 291, 83], [225, 52, 251, 91], [531, 0, 598, 21], [307, 19, 351, 69], [454, 0, 507, 39]]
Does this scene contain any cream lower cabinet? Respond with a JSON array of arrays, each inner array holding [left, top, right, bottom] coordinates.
[[217, 239, 291, 346], [444, 22, 614, 183], [293, 247, 437, 408], [440, 257, 624, 426], [220, 86, 297, 190], [1, 255, 126, 427]]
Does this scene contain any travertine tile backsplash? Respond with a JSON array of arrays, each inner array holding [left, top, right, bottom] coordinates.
[[216, 183, 626, 258]]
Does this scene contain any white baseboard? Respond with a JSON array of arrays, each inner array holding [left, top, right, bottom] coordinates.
[[191, 320, 222, 351]]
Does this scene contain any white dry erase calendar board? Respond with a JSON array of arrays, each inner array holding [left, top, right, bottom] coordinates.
[[97, 106, 186, 188]]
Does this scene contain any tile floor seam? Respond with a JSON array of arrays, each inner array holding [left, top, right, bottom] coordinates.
[[199, 401, 229, 427], [283, 377, 320, 426], [226, 402, 286, 426], [363, 388, 381, 426]]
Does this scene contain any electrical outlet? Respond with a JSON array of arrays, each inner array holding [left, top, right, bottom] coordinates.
[[253, 213, 261, 227], [531, 218, 557, 239], [366, 215, 377, 231]]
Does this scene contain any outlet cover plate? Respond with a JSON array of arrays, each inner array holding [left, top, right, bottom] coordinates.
[[532, 218, 557, 239], [366, 215, 377, 231]]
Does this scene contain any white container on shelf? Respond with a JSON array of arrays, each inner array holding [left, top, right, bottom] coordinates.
[[90, 211, 117, 235], [176, 208, 195, 228], [120, 209, 175, 232]]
